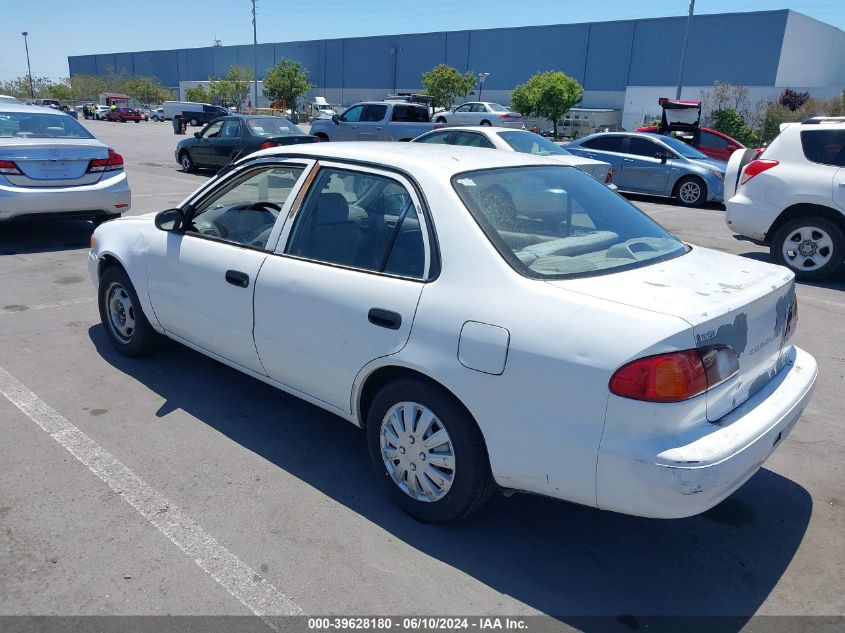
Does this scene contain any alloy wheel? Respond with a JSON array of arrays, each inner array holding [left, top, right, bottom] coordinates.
[[781, 225, 834, 271]]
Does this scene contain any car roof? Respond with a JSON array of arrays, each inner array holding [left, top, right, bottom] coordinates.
[[0, 103, 68, 115], [252, 142, 567, 177]]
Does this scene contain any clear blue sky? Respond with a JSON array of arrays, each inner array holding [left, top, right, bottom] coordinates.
[[2, 0, 844, 81]]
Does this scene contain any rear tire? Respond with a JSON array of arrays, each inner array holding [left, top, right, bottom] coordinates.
[[98, 266, 159, 357], [771, 216, 845, 281], [674, 176, 707, 207], [314, 133, 329, 142], [366, 379, 495, 523]]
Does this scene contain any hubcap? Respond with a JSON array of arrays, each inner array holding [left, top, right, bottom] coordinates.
[[181, 155, 191, 170], [106, 282, 136, 344], [679, 181, 701, 203], [783, 226, 834, 270], [380, 402, 455, 502]]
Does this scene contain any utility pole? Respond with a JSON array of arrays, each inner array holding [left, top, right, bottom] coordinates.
[[21, 32, 34, 99], [252, 0, 258, 110], [675, 0, 695, 99]]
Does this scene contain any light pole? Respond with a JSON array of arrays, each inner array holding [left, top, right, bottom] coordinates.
[[251, 0, 258, 111], [477, 72, 490, 102], [675, 0, 695, 99], [21, 32, 34, 100], [390, 46, 404, 94]]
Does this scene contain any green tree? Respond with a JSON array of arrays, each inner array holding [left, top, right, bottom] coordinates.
[[123, 76, 172, 105], [712, 107, 759, 147], [263, 60, 313, 110], [68, 74, 107, 101], [510, 71, 583, 139], [1, 75, 56, 99], [185, 84, 212, 103], [48, 81, 72, 101], [216, 66, 253, 110], [421, 64, 476, 110]]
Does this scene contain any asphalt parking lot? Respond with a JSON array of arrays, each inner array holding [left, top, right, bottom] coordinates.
[[1, 119, 843, 626]]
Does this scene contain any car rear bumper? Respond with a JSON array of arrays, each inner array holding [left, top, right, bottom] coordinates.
[[596, 345, 817, 518], [0, 172, 130, 221], [726, 192, 779, 241]]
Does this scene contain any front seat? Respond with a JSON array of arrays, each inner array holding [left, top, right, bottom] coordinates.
[[305, 192, 360, 266]]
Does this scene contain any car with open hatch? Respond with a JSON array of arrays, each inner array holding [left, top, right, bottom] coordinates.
[[88, 142, 816, 522], [0, 103, 130, 224]]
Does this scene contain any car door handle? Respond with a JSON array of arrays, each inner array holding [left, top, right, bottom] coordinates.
[[225, 270, 249, 288], [368, 308, 402, 330], [623, 158, 634, 163]]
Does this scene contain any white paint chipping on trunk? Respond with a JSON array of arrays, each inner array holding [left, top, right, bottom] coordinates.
[[0, 365, 302, 622]]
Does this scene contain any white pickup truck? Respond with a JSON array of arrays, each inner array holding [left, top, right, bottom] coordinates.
[[310, 101, 440, 142]]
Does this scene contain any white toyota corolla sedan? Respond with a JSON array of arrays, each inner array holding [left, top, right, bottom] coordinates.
[[0, 103, 130, 224], [88, 143, 817, 522]]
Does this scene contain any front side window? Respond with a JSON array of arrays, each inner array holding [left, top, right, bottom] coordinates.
[[340, 105, 364, 122], [455, 104, 471, 113], [286, 168, 425, 278], [452, 166, 686, 279], [0, 112, 94, 139], [219, 120, 241, 138], [653, 134, 707, 160], [186, 165, 305, 249], [202, 120, 224, 139], [801, 130, 845, 166], [415, 131, 452, 144]]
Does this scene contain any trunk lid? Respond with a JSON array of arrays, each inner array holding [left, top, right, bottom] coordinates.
[[0, 139, 107, 187], [548, 246, 796, 420]]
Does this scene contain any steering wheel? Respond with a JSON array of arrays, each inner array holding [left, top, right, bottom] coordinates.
[[245, 201, 281, 212]]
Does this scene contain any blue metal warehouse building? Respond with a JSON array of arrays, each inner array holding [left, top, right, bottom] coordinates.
[[69, 9, 845, 129]]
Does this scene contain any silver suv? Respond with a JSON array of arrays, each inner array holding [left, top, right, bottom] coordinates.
[[725, 117, 845, 280]]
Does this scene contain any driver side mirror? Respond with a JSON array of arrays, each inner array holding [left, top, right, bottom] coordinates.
[[331, 114, 340, 125], [654, 151, 668, 162], [194, 131, 201, 138], [726, 144, 738, 151], [155, 208, 185, 232]]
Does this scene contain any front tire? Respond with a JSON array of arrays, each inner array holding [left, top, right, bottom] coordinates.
[[674, 176, 707, 207], [180, 151, 196, 173], [435, 116, 447, 124], [190, 118, 199, 127], [771, 216, 844, 281], [98, 267, 159, 357], [480, 120, 492, 127], [366, 379, 494, 522]]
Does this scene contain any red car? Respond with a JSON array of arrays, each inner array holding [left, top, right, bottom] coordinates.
[[635, 125, 745, 162], [105, 107, 142, 123]]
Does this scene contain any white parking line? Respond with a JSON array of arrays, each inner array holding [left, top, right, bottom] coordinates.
[[0, 297, 95, 316], [799, 294, 845, 310], [0, 365, 302, 622]]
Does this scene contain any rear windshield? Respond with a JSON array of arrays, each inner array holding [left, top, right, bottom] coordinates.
[[487, 103, 508, 112], [499, 131, 570, 156], [801, 129, 845, 166], [246, 117, 302, 136], [0, 112, 94, 139], [452, 166, 687, 279]]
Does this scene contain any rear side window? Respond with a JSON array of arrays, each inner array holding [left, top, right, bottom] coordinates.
[[392, 105, 428, 122], [700, 130, 731, 150], [801, 130, 845, 166], [362, 104, 388, 122], [581, 136, 624, 152]]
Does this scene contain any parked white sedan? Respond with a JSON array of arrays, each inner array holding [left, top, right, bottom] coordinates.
[[0, 104, 130, 224], [433, 102, 524, 128], [89, 143, 817, 522], [413, 127, 615, 186]]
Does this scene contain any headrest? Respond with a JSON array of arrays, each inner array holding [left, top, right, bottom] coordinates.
[[316, 192, 350, 224]]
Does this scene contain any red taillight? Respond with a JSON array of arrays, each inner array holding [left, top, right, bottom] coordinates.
[[605, 167, 613, 184], [740, 159, 778, 185], [610, 346, 738, 403], [259, 141, 278, 150], [0, 160, 22, 175], [499, 113, 522, 120], [87, 149, 124, 173]]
